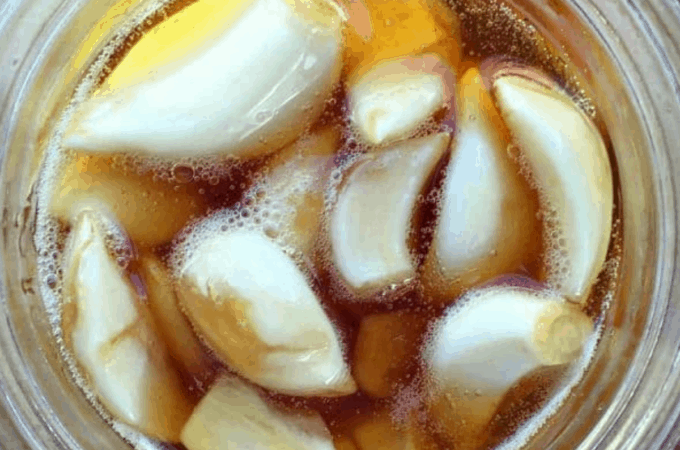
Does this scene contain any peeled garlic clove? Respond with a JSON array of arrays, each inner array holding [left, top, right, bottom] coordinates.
[[174, 228, 356, 396], [349, 410, 437, 450], [51, 155, 205, 246], [491, 68, 613, 302], [425, 286, 592, 396], [330, 132, 450, 294], [256, 127, 340, 256], [349, 54, 455, 146], [424, 286, 591, 449], [343, 0, 461, 78], [65, 0, 344, 157], [422, 68, 539, 304], [181, 376, 335, 450], [353, 311, 429, 398], [63, 210, 192, 442], [138, 255, 215, 382]]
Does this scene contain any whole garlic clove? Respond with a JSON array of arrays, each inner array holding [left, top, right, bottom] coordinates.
[[348, 54, 455, 146], [423, 286, 592, 448], [65, 0, 345, 158], [181, 376, 336, 450], [421, 67, 539, 304], [490, 66, 613, 303], [174, 228, 356, 396], [330, 132, 450, 295], [63, 209, 192, 442]]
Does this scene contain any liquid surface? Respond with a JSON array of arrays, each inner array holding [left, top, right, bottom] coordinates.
[[33, 0, 622, 448]]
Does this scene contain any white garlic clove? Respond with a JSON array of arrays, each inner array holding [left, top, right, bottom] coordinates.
[[491, 67, 613, 302], [63, 209, 192, 442], [330, 132, 450, 294], [174, 228, 356, 396], [181, 376, 336, 450], [425, 286, 592, 397], [348, 54, 455, 146], [64, 0, 344, 158], [422, 68, 538, 304]]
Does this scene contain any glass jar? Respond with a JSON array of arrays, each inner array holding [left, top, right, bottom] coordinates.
[[0, 0, 679, 448]]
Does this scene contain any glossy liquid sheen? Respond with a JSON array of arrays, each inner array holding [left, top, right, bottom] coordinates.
[[33, 0, 622, 448]]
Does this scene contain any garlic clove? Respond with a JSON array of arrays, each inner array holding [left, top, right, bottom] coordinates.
[[138, 254, 215, 383], [51, 154, 204, 247], [348, 54, 455, 146], [421, 67, 539, 304], [181, 376, 336, 450], [65, 0, 344, 158], [174, 228, 356, 396], [63, 209, 192, 442], [491, 68, 613, 302], [424, 286, 592, 448]]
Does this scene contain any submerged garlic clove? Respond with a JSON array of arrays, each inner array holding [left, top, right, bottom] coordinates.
[[174, 228, 356, 396], [422, 68, 539, 304], [348, 54, 455, 146], [138, 254, 215, 383], [65, 0, 345, 157], [181, 376, 336, 450], [424, 286, 592, 448], [353, 311, 429, 398], [343, 0, 461, 78], [330, 133, 450, 295], [255, 127, 340, 256], [490, 67, 613, 302], [63, 210, 192, 442], [51, 154, 205, 246], [347, 410, 438, 450]]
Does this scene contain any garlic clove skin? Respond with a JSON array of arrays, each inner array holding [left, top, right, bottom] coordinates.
[[421, 67, 539, 304], [65, 0, 345, 158], [348, 54, 455, 146], [174, 228, 356, 396], [181, 376, 336, 450], [491, 68, 613, 303], [330, 132, 450, 295], [63, 209, 192, 442]]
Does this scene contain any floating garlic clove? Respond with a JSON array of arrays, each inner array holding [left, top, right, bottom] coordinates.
[[347, 410, 438, 450], [63, 209, 192, 442], [330, 132, 450, 295], [181, 376, 336, 450], [490, 67, 613, 302], [174, 228, 356, 396], [424, 286, 592, 448], [51, 154, 205, 246], [138, 254, 215, 383], [64, 0, 345, 157], [421, 68, 539, 304], [348, 54, 455, 146]]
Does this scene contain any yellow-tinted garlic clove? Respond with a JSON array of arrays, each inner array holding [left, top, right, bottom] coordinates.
[[174, 228, 356, 396]]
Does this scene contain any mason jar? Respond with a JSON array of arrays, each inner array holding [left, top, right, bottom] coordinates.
[[0, 0, 679, 448]]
